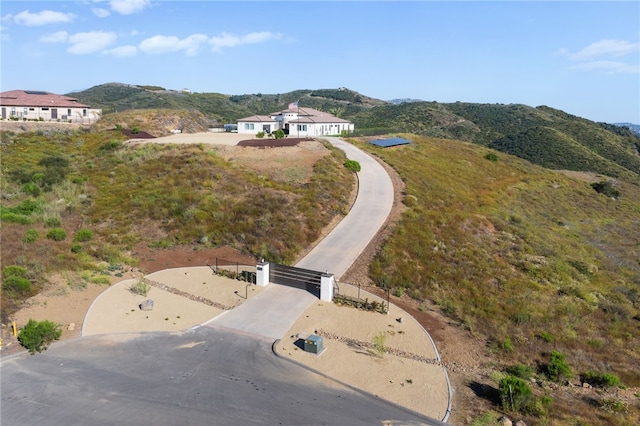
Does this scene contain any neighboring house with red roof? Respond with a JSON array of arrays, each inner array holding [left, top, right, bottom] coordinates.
[[237, 106, 354, 137], [0, 90, 102, 123]]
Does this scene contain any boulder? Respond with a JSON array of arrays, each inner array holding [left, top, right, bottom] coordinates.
[[139, 299, 154, 311], [498, 416, 512, 426]]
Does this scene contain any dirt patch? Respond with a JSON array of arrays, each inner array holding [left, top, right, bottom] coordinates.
[[133, 244, 256, 274], [119, 128, 156, 139]]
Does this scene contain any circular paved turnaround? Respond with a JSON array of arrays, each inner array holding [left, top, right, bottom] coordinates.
[[1, 327, 444, 425]]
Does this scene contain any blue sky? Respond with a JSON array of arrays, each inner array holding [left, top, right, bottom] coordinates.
[[1, 1, 639, 123]]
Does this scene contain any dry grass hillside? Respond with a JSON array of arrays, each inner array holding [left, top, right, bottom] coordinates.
[[92, 108, 215, 136]]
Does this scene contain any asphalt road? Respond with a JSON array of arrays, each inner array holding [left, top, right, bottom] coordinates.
[[1, 327, 442, 425]]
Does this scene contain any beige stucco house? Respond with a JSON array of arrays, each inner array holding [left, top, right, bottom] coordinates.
[[0, 90, 102, 123]]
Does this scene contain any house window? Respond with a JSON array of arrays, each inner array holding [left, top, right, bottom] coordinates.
[[41, 107, 49, 111], [10, 107, 16, 116], [244, 123, 254, 130], [68, 109, 72, 116], [297, 124, 307, 131], [83, 109, 87, 116], [24, 108, 28, 115], [29, 108, 35, 111]]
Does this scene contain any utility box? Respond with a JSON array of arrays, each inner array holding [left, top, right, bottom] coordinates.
[[304, 335, 323, 354]]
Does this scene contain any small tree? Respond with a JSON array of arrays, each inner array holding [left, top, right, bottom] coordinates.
[[545, 350, 573, 382], [499, 375, 533, 413], [18, 319, 62, 354]]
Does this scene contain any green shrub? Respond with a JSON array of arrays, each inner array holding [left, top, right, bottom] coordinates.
[[24, 228, 39, 243], [273, 129, 285, 139], [3, 276, 32, 294], [372, 332, 387, 357], [130, 279, 150, 296], [591, 180, 620, 198], [0, 212, 32, 224], [499, 375, 533, 413], [538, 331, 554, 343], [18, 319, 62, 354], [502, 336, 514, 352], [485, 152, 499, 162], [3, 265, 29, 279], [22, 182, 41, 196], [344, 159, 361, 173], [600, 396, 628, 414], [256, 131, 265, 138], [582, 371, 621, 388], [393, 287, 404, 297], [71, 244, 82, 253], [46, 228, 67, 241], [505, 363, 534, 380], [99, 140, 122, 151], [45, 217, 61, 228], [73, 228, 94, 242], [545, 350, 572, 382]]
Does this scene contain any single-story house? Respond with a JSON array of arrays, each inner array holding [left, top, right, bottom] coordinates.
[[237, 115, 277, 134], [0, 90, 102, 123], [237, 106, 354, 137]]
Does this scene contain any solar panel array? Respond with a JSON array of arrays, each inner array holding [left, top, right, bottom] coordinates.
[[368, 137, 411, 148]]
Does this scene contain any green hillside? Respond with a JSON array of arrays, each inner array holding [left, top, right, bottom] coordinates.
[[68, 84, 384, 124], [350, 101, 640, 184], [355, 134, 639, 422]]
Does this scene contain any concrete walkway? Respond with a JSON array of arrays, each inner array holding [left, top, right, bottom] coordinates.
[[208, 137, 395, 339]]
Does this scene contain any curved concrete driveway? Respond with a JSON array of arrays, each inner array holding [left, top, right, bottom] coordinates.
[[208, 136, 394, 340], [296, 137, 394, 277]]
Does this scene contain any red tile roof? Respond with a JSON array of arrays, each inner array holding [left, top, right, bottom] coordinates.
[[0, 90, 91, 108]]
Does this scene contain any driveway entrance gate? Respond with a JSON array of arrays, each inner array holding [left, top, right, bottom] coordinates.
[[255, 261, 334, 301], [269, 263, 322, 295]]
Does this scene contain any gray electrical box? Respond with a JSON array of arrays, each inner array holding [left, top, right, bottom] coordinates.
[[304, 335, 323, 354]]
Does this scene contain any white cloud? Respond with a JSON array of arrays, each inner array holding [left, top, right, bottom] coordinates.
[[14, 10, 75, 26], [40, 31, 69, 43], [139, 34, 208, 56], [137, 31, 284, 56], [210, 31, 283, 52], [109, 0, 151, 15], [67, 31, 117, 54], [571, 39, 640, 60], [93, 8, 111, 18], [570, 60, 640, 74], [104, 45, 137, 57]]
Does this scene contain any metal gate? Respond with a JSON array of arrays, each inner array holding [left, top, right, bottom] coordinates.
[[269, 263, 323, 295]]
